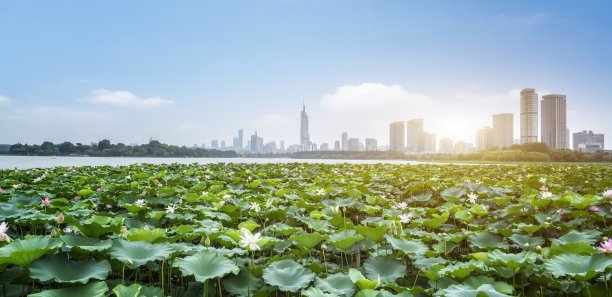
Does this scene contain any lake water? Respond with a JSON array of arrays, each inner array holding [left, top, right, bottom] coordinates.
[[0, 156, 422, 169]]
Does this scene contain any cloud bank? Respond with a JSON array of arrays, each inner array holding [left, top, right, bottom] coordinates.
[[88, 89, 173, 107]]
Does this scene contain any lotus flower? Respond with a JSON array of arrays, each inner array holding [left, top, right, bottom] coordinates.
[[250, 202, 261, 213], [239, 228, 261, 251], [539, 185, 548, 191], [396, 202, 408, 210], [556, 208, 564, 215], [541, 191, 553, 199], [223, 194, 232, 200], [135, 199, 146, 206], [539, 177, 546, 184], [0, 188, 4, 193], [597, 239, 612, 253], [57, 213, 64, 224], [314, 188, 326, 196], [74, 196, 81, 200], [467, 193, 478, 204], [41, 197, 52, 206], [166, 205, 176, 213], [603, 190, 612, 198], [399, 213, 412, 224], [589, 206, 599, 212], [0, 222, 11, 242]]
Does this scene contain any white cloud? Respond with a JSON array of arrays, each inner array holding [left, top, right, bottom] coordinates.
[[88, 89, 173, 107], [0, 95, 11, 105]]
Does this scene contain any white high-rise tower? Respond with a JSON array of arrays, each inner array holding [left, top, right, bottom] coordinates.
[[300, 103, 310, 148], [520, 88, 538, 144]]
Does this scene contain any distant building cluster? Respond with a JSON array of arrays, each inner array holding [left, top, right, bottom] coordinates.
[[197, 91, 604, 155]]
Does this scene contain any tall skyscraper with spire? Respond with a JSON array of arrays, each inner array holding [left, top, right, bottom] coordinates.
[[300, 102, 310, 147], [520, 88, 538, 144]]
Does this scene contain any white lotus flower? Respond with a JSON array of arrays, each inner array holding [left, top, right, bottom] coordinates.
[[467, 193, 478, 204], [539, 177, 546, 184], [314, 188, 326, 196], [399, 213, 412, 224], [239, 228, 261, 251], [541, 191, 553, 199], [0, 222, 10, 242], [165, 205, 176, 213], [135, 199, 146, 206], [250, 202, 261, 213], [396, 202, 408, 210]]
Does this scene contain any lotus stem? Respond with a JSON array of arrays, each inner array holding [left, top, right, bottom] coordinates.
[[160, 259, 165, 294], [218, 276, 222, 297], [122, 264, 126, 285]]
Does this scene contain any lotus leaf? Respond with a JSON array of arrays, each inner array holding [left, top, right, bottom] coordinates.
[[263, 259, 315, 292], [468, 232, 508, 250], [29, 253, 111, 284], [487, 250, 539, 269], [112, 284, 142, 297], [544, 253, 612, 280], [289, 232, 327, 249], [348, 268, 379, 290], [0, 236, 62, 266], [363, 257, 406, 284], [174, 250, 239, 283], [60, 233, 112, 252], [223, 269, 262, 297], [432, 284, 511, 297], [327, 229, 364, 250], [28, 281, 109, 297], [384, 234, 428, 256], [302, 287, 339, 297], [315, 273, 357, 297], [110, 240, 174, 269]]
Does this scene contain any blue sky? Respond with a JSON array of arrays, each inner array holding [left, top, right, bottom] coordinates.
[[1, 1, 611, 149]]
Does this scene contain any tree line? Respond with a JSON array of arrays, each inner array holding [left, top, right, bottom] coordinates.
[[457, 142, 612, 162], [4, 140, 238, 158]]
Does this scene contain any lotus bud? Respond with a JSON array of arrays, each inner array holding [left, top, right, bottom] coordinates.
[[534, 206, 539, 211], [50, 228, 57, 237], [205, 236, 211, 246], [272, 225, 277, 230], [342, 206, 346, 213], [57, 213, 64, 224], [321, 244, 327, 250], [144, 225, 149, 230], [546, 217, 551, 221], [120, 226, 127, 233], [604, 237, 609, 241], [536, 245, 542, 251]]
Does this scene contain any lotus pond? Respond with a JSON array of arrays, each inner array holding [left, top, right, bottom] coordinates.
[[0, 163, 611, 297]]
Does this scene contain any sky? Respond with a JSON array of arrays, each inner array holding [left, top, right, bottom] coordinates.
[[1, 1, 611, 149]]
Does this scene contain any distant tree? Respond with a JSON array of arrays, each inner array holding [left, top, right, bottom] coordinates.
[[97, 139, 111, 151], [58, 141, 76, 154], [519, 142, 550, 153]]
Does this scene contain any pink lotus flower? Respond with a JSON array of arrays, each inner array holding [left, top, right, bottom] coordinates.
[[589, 206, 599, 212], [74, 196, 81, 200], [57, 213, 64, 224], [64, 228, 72, 233], [598, 239, 612, 253], [464, 179, 471, 183], [539, 185, 548, 191], [41, 197, 52, 206], [0, 188, 4, 193], [96, 188, 101, 192], [516, 177, 522, 182], [556, 208, 564, 215]]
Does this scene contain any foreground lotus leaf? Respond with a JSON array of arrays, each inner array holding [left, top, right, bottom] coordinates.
[[553, 229, 602, 245], [110, 239, 174, 269], [468, 232, 509, 250], [487, 250, 540, 269], [223, 269, 262, 297], [384, 234, 429, 257], [28, 281, 109, 297], [0, 236, 62, 266], [174, 250, 239, 283], [432, 283, 511, 297], [327, 229, 364, 250], [263, 259, 315, 292], [302, 287, 339, 297], [112, 284, 142, 297], [544, 253, 612, 280], [356, 225, 388, 243], [315, 273, 357, 297], [348, 268, 379, 290], [289, 232, 327, 249], [29, 253, 111, 284], [60, 233, 112, 252], [363, 256, 406, 284]]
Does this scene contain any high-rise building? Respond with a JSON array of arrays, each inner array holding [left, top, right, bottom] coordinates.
[[493, 113, 513, 149], [406, 118, 424, 152], [211, 140, 219, 150], [334, 140, 340, 151], [365, 138, 378, 151], [389, 121, 405, 152], [341, 132, 348, 151], [520, 88, 538, 144], [280, 140, 285, 152], [348, 138, 361, 151], [476, 126, 494, 151], [250, 132, 261, 153], [439, 138, 454, 154], [423, 132, 436, 153], [454, 141, 474, 154], [541, 94, 567, 149], [319, 143, 329, 151], [300, 104, 310, 147], [573, 130, 604, 152], [238, 129, 243, 149]]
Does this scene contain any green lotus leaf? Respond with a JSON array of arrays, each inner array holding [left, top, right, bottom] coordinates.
[[422, 212, 450, 230], [440, 187, 466, 203], [315, 273, 357, 297], [327, 229, 364, 251], [302, 287, 339, 297], [553, 230, 602, 245], [238, 220, 261, 232], [223, 269, 262, 297], [289, 232, 327, 250], [363, 257, 406, 284], [414, 257, 448, 269], [271, 223, 300, 236], [432, 283, 511, 297], [174, 250, 239, 283], [564, 193, 599, 209], [462, 276, 513, 294], [138, 286, 165, 297], [0, 236, 62, 266], [66, 215, 123, 238], [550, 241, 598, 256], [28, 281, 109, 297], [487, 250, 540, 269], [355, 289, 383, 297], [110, 240, 174, 269], [125, 228, 167, 243], [507, 234, 544, 250], [263, 259, 315, 292], [60, 233, 112, 252], [356, 225, 388, 243], [112, 284, 142, 297], [468, 232, 508, 250], [439, 260, 480, 278], [348, 268, 379, 290], [544, 253, 612, 280], [29, 253, 111, 284], [454, 210, 473, 223], [515, 223, 542, 233], [384, 234, 429, 257]]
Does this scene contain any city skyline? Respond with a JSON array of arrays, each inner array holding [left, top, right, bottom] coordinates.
[[1, 2, 611, 149]]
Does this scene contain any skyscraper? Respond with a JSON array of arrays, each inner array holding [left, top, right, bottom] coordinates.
[[476, 126, 494, 150], [439, 138, 454, 154], [493, 113, 513, 149], [541, 94, 567, 149], [341, 132, 348, 151], [406, 118, 424, 152], [365, 138, 378, 151], [422, 132, 436, 153], [300, 104, 310, 147], [520, 88, 538, 144], [573, 130, 604, 152], [389, 121, 405, 152]]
